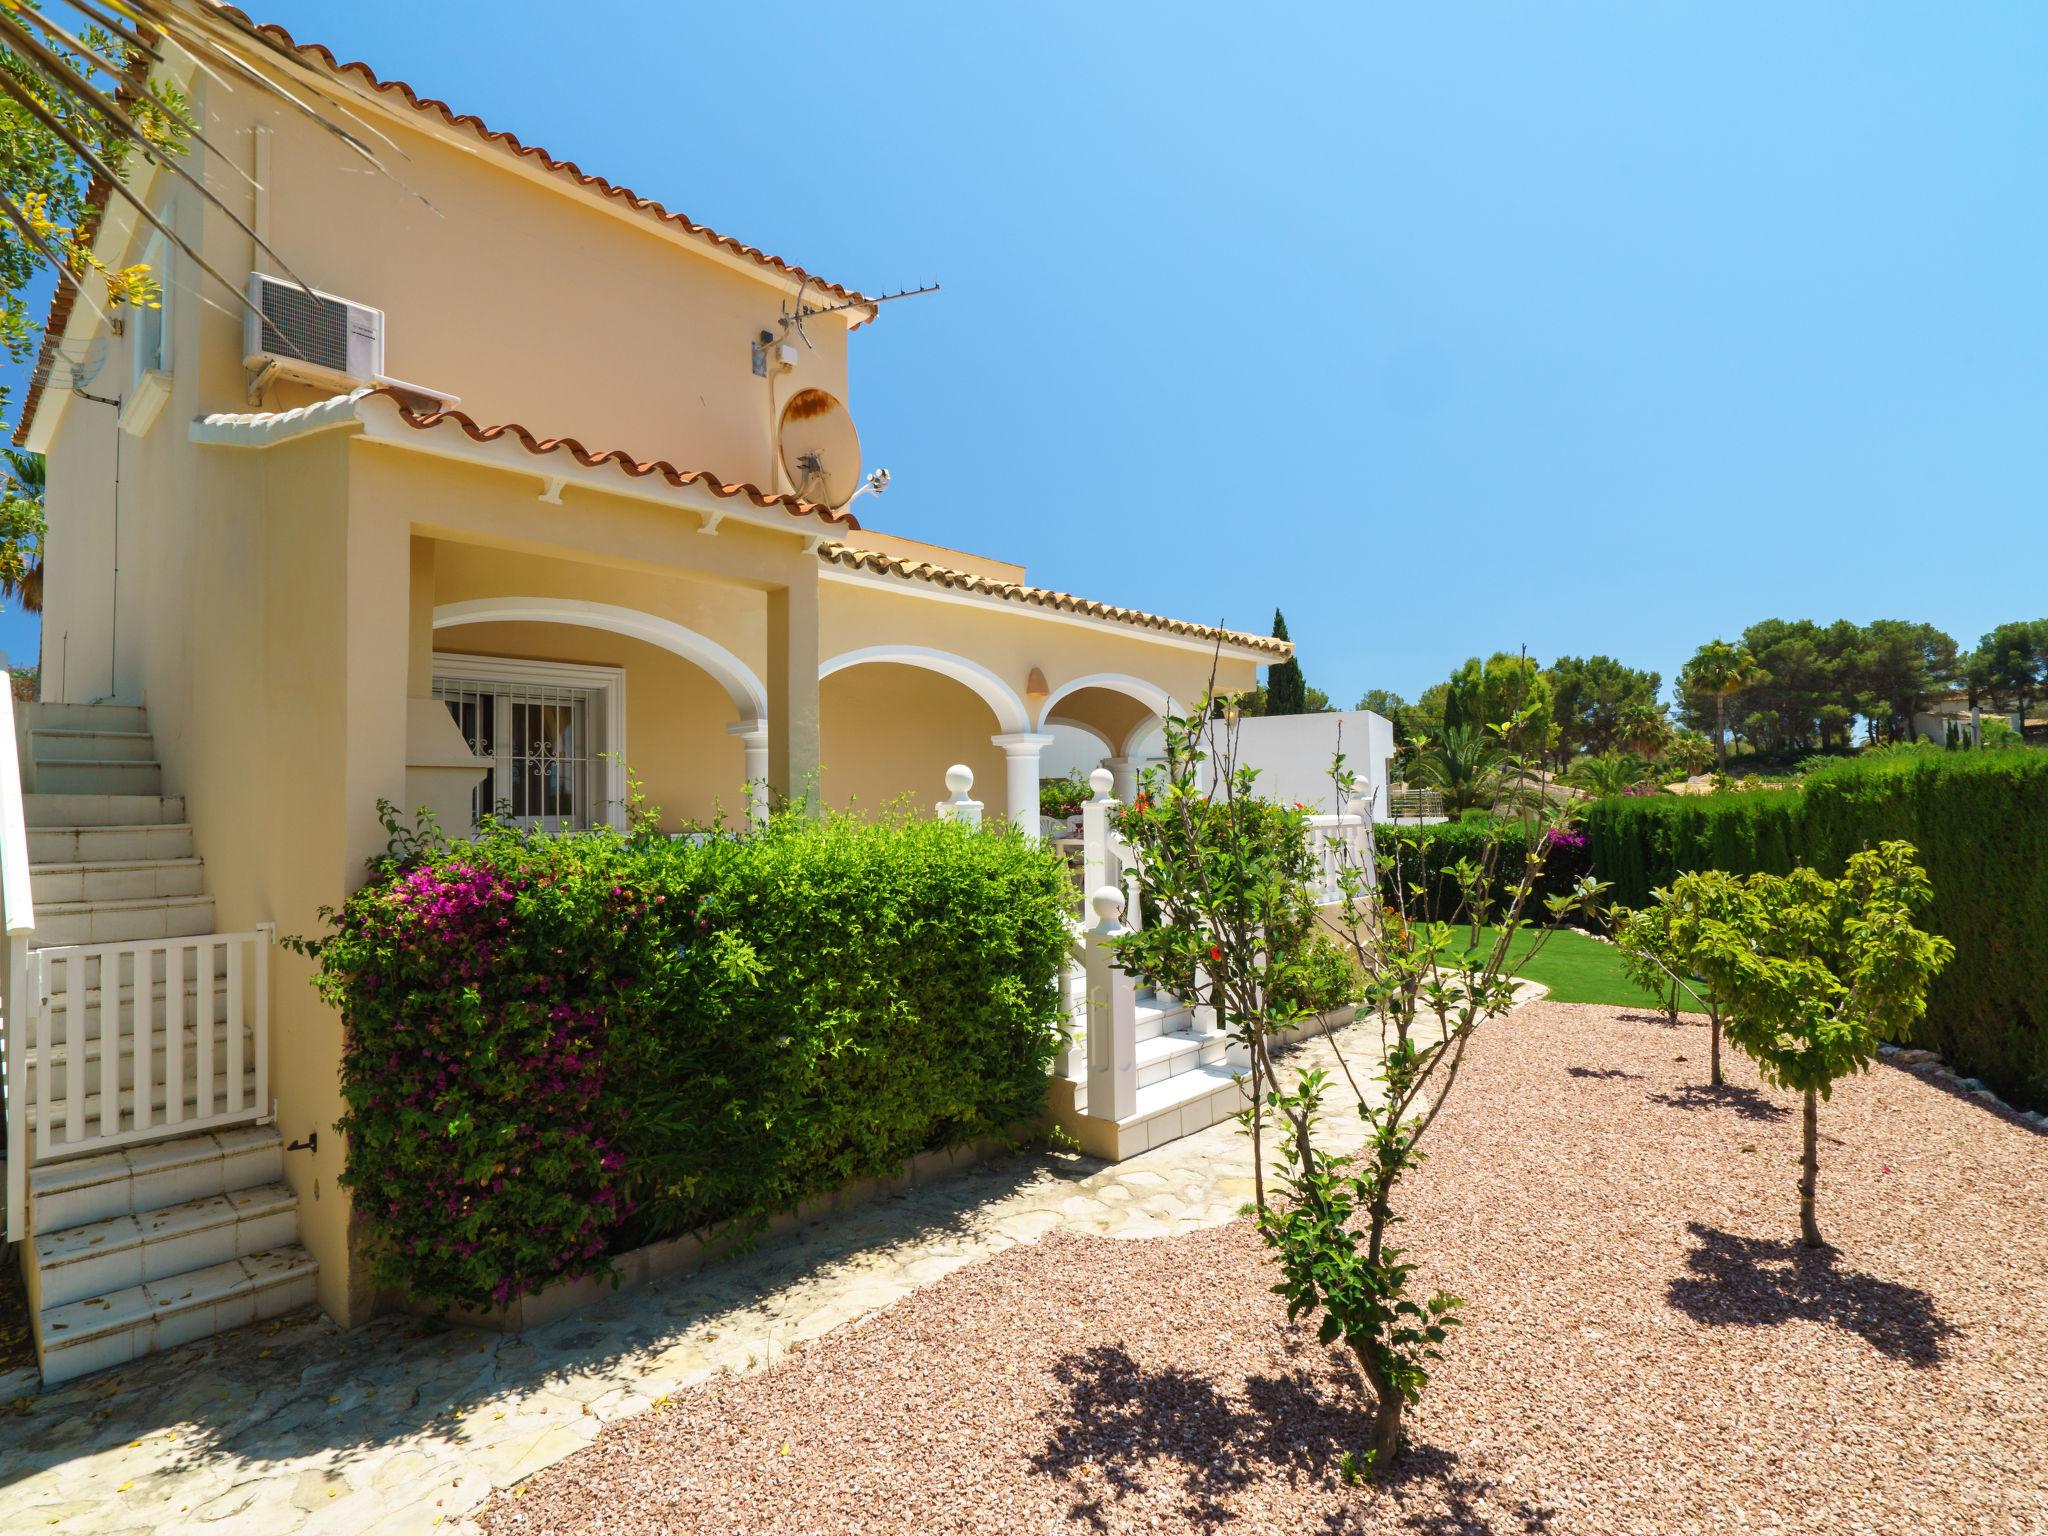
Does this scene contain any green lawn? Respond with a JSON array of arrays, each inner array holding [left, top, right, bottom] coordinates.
[[1454, 924, 1667, 1009]]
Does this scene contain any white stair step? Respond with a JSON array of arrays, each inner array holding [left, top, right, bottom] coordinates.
[[1134, 1028, 1228, 1088], [30, 893, 216, 946], [25, 1020, 250, 1100], [1135, 997, 1191, 1042], [28, 1127, 283, 1233], [29, 822, 194, 864], [32, 728, 157, 763], [24, 974, 235, 1039], [31, 1182, 298, 1309], [22, 702, 147, 733], [37, 1244, 318, 1385], [22, 1069, 261, 1140], [23, 794, 186, 828], [34, 760, 163, 796], [30, 857, 204, 903]]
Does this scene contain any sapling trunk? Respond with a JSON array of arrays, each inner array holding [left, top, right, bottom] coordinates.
[[1358, 1348, 1404, 1464], [1709, 1010, 1723, 1088], [1798, 1084, 1823, 1248]]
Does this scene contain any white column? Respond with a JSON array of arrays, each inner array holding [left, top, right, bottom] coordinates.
[[726, 719, 770, 826], [992, 731, 1057, 840]]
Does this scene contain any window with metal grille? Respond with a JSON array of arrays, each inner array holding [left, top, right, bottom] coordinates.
[[432, 672, 605, 831]]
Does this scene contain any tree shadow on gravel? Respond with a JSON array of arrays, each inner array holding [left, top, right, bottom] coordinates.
[[1033, 1345, 1553, 1534], [1566, 1066, 1639, 1081], [1666, 1222, 1956, 1365], [1646, 1083, 1789, 1122]]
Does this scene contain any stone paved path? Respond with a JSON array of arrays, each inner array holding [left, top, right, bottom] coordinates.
[[0, 1001, 1516, 1536]]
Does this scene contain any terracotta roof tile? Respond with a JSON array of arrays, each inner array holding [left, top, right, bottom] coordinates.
[[242, 12, 873, 312], [817, 542, 1291, 657], [364, 386, 861, 530]]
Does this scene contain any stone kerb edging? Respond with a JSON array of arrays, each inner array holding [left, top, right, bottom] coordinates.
[[406, 1127, 1036, 1335], [1880, 1043, 2048, 1130]]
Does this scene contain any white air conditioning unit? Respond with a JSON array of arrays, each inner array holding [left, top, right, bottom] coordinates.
[[243, 272, 384, 387]]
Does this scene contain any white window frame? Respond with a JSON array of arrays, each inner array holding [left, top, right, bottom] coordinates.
[[121, 226, 174, 437], [430, 653, 628, 831]]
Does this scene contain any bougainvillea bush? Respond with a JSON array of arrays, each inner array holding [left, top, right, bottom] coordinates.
[[293, 809, 1074, 1311]]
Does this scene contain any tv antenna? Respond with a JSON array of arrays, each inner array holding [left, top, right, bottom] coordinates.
[[774, 275, 941, 351]]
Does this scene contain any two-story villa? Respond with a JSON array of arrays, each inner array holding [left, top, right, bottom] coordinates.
[[3, 19, 1284, 1380]]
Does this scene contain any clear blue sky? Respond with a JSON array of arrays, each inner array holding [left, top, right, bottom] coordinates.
[[7, 2, 2044, 704]]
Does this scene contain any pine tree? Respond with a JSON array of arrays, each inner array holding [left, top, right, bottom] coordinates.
[[1265, 609, 1308, 716]]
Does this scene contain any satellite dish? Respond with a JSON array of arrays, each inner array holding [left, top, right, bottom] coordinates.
[[777, 388, 862, 508]]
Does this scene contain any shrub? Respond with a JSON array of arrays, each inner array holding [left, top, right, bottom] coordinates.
[[1586, 751, 2048, 1111], [1039, 772, 1092, 820], [1374, 817, 1593, 926], [296, 808, 1075, 1310]]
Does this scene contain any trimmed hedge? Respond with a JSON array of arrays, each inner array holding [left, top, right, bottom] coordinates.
[[1586, 750, 2048, 1112], [297, 810, 1074, 1310], [1372, 817, 1594, 924]]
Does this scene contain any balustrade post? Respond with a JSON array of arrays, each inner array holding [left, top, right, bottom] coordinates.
[[1190, 948, 1219, 1038], [935, 764, 982, 827], [1082, 887, 1137, 1124], [1080, 768, 1114, 896], [1053, 930, 1086, 1078]]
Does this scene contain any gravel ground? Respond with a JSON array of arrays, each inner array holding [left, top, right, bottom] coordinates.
[[479, 1002, 2048, 1535]]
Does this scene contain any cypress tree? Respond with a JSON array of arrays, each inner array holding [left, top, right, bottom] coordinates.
[[1266, 609, 1308, 716]]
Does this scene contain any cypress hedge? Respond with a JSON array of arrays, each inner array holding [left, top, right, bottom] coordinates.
[[1586, 750, 2048, 1112], [1373, 815, 1594, 923]]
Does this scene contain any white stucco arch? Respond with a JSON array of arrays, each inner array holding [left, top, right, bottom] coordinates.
[[818, 645, 1031, 735], [1033, 672, 1176, 732], [433, 596, 768, 719]]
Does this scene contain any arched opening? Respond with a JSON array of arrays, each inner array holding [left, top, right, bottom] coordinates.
[[1041, 716, 1116, 783], [818, 649, 1028, 815], [1037, 680, 1171, 798], [433, 599, 768, 830]]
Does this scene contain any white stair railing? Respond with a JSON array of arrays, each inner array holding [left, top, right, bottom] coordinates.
[[1305, 810, 1373, 906], [25, 928, 274, 1161], [2, 684, 35, 1241]]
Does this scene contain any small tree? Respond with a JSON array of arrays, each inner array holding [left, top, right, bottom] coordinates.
[[1690, 843, 1953, 1247], [1612, 868, 1749, 1086], [1115, 681, 1602, 1471], [1265, 609, 1308, 716]]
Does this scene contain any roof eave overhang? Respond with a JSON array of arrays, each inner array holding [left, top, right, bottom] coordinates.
[[817, 559, 1285, 665], [189, 392, 851, 545]]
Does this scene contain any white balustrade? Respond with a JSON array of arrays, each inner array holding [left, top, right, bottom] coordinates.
[[1305, 811, 1372, 906]]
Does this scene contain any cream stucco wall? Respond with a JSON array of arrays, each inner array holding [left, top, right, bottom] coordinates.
[[19, 40, 1283, 1326], [820, 664, 1006, 817]]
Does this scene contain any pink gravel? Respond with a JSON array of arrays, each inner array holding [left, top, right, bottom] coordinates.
[[479, 1002, 2048, 1534]]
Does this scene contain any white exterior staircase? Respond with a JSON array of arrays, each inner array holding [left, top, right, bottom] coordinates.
[[3, 702, 313, 1385], [1057, 979, 1248, 1160]]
